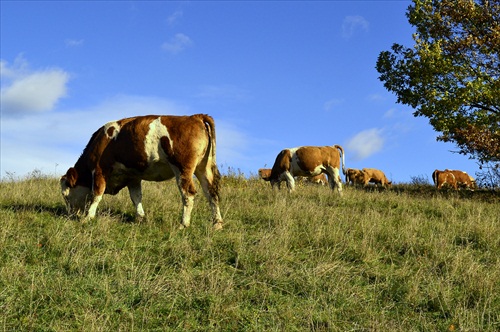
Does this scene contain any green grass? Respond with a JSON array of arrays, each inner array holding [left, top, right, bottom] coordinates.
[[0, 174, 499, 331]]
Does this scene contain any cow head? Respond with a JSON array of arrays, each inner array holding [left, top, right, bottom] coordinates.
[[258, 168, 272, 181], [60, 167, 92, 216]]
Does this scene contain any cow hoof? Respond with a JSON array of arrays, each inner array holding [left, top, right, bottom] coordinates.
[[213, 222, 223, 230], [178, 223, 189, 230]]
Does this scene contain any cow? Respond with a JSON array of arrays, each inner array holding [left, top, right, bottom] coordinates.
[[261, 168, 328, 186], [295, 173, 329, 186], [263, 145, 346, 194], [445, 169, 476, 190], [345, 168, 365, 186], [258, 168, 272, 180], [361, 168, 392, 188], [306, 173, 328, 186], [60, 114, 224, 230], [432, 169, 457, 189]]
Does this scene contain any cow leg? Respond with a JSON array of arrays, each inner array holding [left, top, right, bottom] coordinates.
[[128, 181, 145, 219], [283, 172, 295, 192], [86, 168, 106, 220], [195, 167, 223, 230], [327, 168, 343, 196], [174, 169, 197, 229]]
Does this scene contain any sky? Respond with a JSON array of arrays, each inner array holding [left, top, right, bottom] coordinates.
[[0, 1, 480, 183]]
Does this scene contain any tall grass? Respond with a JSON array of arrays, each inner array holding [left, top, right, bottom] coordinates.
[[0, 174, 498, 331]]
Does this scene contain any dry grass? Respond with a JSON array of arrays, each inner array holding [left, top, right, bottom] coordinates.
[[0, 173, 499, 331]]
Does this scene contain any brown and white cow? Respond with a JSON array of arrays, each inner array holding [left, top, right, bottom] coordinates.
[[361, 168, 392, 188], [263, 145, 346, 194], [445, 169, 476, 190], [60, 114, 223, 229], [432, 169, 457, 189]]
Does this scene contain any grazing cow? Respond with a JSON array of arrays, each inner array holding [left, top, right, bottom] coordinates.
[[445, 169, 476, 190], [362, 168, 392, 188], [263, 145, 346, 194], [258, 168, 272, 180], [261, 168, 328, 186], [60, 114, 223, 229], [345, 168, 365, 186], [432, 169, 457, 189], [295, 173, 329, 186], [306, 173, 328, 186]]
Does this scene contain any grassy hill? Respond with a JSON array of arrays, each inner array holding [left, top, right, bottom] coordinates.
[[1, 173, 498, 331]]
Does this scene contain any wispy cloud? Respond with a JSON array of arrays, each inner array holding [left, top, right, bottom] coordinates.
[[346, 128, 384, 160], [367, 93, 384, 102], [324, 98, 344, 112], [0, 56, 70, 117], [167, 10, 183, 26], [65, 39, 84, 48], [342, 15, 369, 39], [161, 33, 193, 54]]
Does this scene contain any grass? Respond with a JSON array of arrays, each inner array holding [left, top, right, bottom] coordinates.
[[0, 173, 499, 331]]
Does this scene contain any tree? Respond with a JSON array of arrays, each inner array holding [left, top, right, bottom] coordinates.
[[376, 0, 500, 169]]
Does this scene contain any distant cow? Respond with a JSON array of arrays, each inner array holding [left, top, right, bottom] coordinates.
[[263, 145, 346, 194], [60, 114, 224, 229], [258, 168, 272, 180], [345, 168, 365, 186], [362, 168, 392, 188], [346, 168, 391, 188], [306, 173, 328, 186], [261, 167, 328, 186], [432, 169, 457, 189], [296, 173, 329, 186], [445, 169, 476, 190]]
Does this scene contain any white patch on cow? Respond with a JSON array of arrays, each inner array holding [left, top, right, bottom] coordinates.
[[145, 117, 170, 163], [104, 121, 121, 140]]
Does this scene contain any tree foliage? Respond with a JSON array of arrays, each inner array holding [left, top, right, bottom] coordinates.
[[376, 0, 500, 166]]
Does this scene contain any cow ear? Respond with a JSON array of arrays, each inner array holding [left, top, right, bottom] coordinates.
[[62, 167, 78, 188]]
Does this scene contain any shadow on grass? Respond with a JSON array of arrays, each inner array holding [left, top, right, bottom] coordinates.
[[0, 202, 141, 224], [0, 202, 68, 217]]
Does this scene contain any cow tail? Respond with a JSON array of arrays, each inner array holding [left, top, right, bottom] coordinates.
[[201, 114, 217, 164], [201, 114, 221, 197], [334, 145, 346, 175]]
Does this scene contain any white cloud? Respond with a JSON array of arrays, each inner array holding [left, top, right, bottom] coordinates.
[[346, 128, 384, 161], [0, 94, 254, 179], [167, 10, 183, 26], [161, 33, 193, 54], [65, 39, 84, 47], [1, 57, 70, 117], [342, 15, 369, 39], [367, 93, 385, 102], [324, 98, 344, 112]]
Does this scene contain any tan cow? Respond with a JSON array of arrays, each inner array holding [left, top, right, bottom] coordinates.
[[258, 168, 272, 180], [362, 168, 392, 188], [263, 145, 346, 194], [262, 167, 328, 186], [295, 173, 329, 186], [445, 169, 476, 190], [60, 114, 223, 229], [345, 168, 365, 186], [306, 173, 328, 185], [432, 169, 457, 189]]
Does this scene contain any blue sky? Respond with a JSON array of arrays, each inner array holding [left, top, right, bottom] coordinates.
[[1, 1, 479, 183]]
